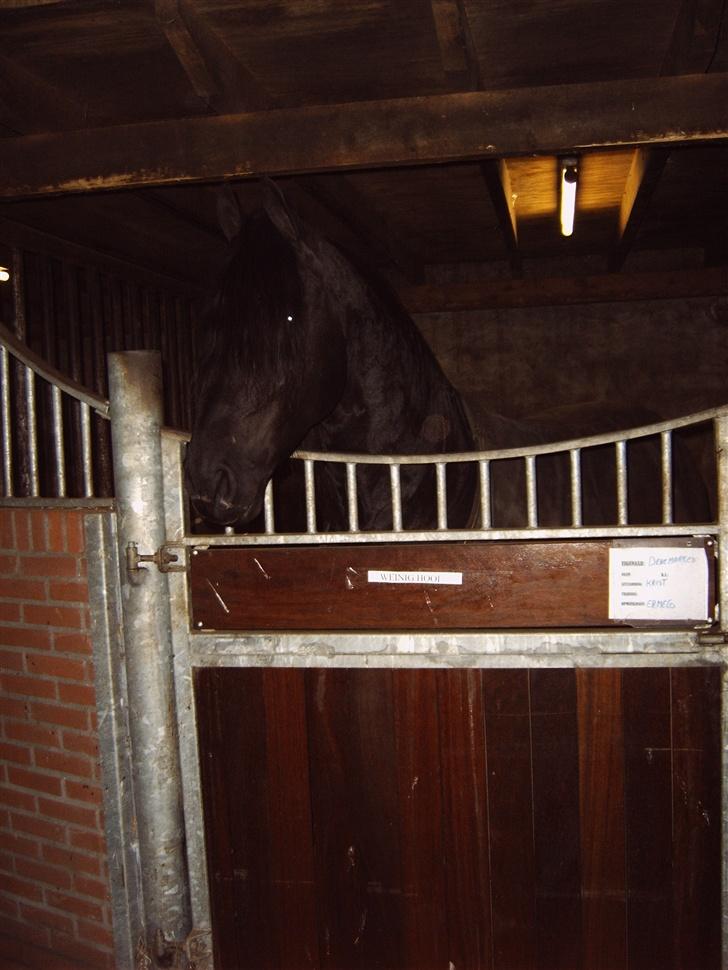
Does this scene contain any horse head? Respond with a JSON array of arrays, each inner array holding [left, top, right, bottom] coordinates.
[[184, 185, 348, 526]]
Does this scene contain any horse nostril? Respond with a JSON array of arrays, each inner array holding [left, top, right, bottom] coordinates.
[[213, 465, 236, 508]]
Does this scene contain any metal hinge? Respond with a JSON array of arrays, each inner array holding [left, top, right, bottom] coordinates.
[[126, 541, 188, 574]]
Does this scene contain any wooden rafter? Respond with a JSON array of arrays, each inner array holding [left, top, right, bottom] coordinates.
[[609, 148, 669, 271], [481, 160, 521, 275], [429, 0, 479, 88], [154, 0, 217, 108], [1, 73, 726, 200]]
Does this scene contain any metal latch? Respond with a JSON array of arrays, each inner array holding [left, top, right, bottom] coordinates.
[[126, 541, 188, 574]]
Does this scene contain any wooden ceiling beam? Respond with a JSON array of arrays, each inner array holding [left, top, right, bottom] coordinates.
[[1, 73, 726, 200], [400, 266, 728, 313], [608, 147, 669, 271], [430, 0, 480, 89], [154, 0, 217, 108], [480, 160, 521, 275]]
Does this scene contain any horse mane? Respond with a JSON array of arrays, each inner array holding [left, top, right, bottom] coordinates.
[[195, 211, 306, 403]]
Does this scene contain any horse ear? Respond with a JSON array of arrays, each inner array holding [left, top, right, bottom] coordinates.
[[216, 184, 242, 242], [261, 178, 301, 243]]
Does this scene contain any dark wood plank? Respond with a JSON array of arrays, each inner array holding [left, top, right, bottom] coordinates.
[[194, 667, 276, 969], [190, 540, 714, 632], [391, 670, 449, 969], [529, 669, 582, 969], [670, 666, 721, 969], [622, 668, 673, 970], [3, 73, 727, 197], [576, 669, 627, 970], [304, 669, 404, 969], [483, 669, 537, 969], [437, 669, 492, 968]]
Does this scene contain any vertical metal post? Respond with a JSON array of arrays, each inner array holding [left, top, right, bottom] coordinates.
[[108, 351, 191, 967], [716, 414, 728, 636]]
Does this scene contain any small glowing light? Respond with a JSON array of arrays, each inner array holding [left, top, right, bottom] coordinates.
[[0, 267, 10, 283], [559, 157, 578, 237], [286, 315, 293, 322]]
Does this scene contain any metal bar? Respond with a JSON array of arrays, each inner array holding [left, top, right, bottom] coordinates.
[[346, 462, 359, 532], [263, 479, 275, 534], [304, 458, 317, 533], [714, 414, 728, 634], [25, 365, 39, 497], [11, 248, 26, 341], [80, 402, 93, 498], [615, 439, 628, 525], [1, 347, 13, 496], [436, 462, 448, 530], [525, 454, 538, 527], [390, 463, 403, 531], [569, 448, 582, 527], [107, 351, 191, 962], [661, 430, 673, 525], [479, 459, 491, 528], [51, 383, 66, 497]]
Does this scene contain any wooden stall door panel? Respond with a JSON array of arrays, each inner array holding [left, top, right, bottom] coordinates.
[[195, 667, 722, 970]]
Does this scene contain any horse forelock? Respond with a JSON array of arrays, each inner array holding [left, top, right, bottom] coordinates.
[[194, 211, 308, 404]]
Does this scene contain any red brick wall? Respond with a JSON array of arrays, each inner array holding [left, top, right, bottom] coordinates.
[[0, 507, 114, 970]]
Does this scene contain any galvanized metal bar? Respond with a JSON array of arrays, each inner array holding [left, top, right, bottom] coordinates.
[[660, 430, 673, 525], [390, 463, 403, 531], [11, 247, 26, 341], [525, 454, 538, 527], [24, 365, 39, 497], [346, 462, 359, 532], [714, 414, 728, 634], [569, 448, 582, 527], [304, 458, 317, 533], [615, 439, 628, 525], [107, 351, 191, 965], [1, 346, 13, 496], [479, 459, 491, 528], [80, 402, 93, 498], [50, 383, 66, 498], [435, 461, 448, 530], [263, 479, 275, 534]]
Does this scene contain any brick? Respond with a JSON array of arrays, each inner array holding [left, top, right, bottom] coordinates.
[[30, 701, 88, 731], [64, 516, 85, 555], [42, 845, 101, 877], [15, 858, 74, 894], [22, 902, 76, 937], [0, 786, 35, 813], [38, 796, 97, 830], [0, 511, 14, 549], [20, 555, 78, 579], [0, 625, 52, 651], [0, 603, 22, 623], [0, 577, 46, 600], [64, 780, 102, 806], [0, 647, 24, 671], [10, 811, 65, 843], [4, 721, 60, 749], [29, 512, 49, 552], [0, 697, 29, 720], [61, 731, 97, 758], [45, 512, 66, 554], [69, 829, 106, 855], [0, 553, 17, 574], [0, 874, 42, 902], [46, 891, 103, 923], [0, 742, 31, 766], [12, 512, 30, 552], [73, 874, 110, 903], [7, 766, 63, 797], [26, 654, 87, 682], [0, 892, 19, 917], [35, 748, 94, 780], [57, 682, 96, 708], [22, 604, 83, 630], [48, 580, 89, 604], [0, 829, 40, 859], [50, 930, 114, 969], [53, 632, 92, 656], [1, 674, 57, 701], [0, 919, 51, 955], [76, 918, 114, 949]]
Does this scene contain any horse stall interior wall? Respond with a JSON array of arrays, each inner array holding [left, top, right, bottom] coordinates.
[[0, 507, 114, 970], [196, 665, 721, 970]]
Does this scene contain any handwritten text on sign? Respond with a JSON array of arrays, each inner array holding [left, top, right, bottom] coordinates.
[[608, 547, 709, 621]]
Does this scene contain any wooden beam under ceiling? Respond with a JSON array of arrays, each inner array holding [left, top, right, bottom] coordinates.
[[609, 147, 669, 271], [400, 266, 728, 313], [480, 160, 521, 275], [1, 73, 726, 200]]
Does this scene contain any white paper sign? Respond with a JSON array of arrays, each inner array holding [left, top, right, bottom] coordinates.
[[608, 546, 709, 621], [367, 569, 463, 586]]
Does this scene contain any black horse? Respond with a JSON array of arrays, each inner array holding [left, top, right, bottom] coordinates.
[[184, 185, 478, 531]]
